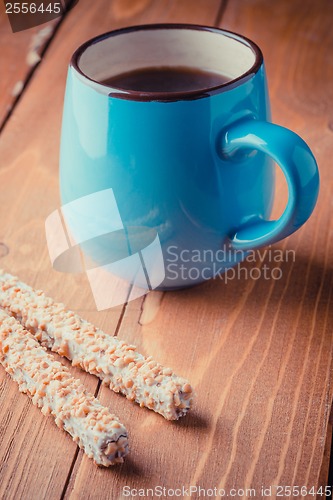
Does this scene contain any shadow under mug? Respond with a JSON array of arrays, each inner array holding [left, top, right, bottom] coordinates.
[[59, 24, 319, 291]]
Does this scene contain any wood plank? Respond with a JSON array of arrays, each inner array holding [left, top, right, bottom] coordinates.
[[65, 0, 333, 496], [220, 0, 333, 488], [222, 0, 333, 223], [0, 0, 222, 498], [0, 2, 59, 129], [318, 406, 333, 489]]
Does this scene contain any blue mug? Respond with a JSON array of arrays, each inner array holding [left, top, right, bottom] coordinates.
[[59, 24, 319, 292]]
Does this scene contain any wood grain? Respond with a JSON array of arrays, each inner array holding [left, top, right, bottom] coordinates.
[[220, 0, 333, 487], [0, 0, 332, 497], [0, 0, 222, 499], [0, 2, 59, 129]]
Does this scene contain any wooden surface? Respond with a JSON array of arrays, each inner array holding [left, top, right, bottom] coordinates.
[[0, 2, 60, 130], [0, 0, 332, 498]]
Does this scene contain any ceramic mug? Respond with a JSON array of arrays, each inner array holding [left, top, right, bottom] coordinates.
[[59, 24, 319, 291]]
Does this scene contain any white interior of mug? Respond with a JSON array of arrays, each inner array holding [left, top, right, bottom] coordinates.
[[77, 26, 257, 90]]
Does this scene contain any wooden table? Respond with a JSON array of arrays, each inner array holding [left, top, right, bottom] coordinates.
[[0, 0, 332, 498]]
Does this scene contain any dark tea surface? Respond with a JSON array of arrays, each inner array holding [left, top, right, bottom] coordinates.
[[101, 66, 230, 92]]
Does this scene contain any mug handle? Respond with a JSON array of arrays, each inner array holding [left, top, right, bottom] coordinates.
[[221, 120, 320, 250]]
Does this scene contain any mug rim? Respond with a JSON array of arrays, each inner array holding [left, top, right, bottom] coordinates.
[[70, 23, 264, 102]]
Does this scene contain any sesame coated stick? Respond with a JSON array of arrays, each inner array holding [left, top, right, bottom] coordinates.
[[0, 309, 129, 466], [0, 271, 194, 420]]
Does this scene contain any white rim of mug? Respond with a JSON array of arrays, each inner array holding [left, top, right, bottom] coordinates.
[[70, 23, 264, 102]]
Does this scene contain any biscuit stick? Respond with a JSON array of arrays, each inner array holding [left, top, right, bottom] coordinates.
[[0, 271, 194, 420], [0, 310, 128, 466]]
